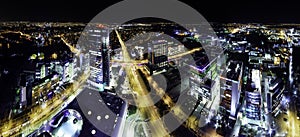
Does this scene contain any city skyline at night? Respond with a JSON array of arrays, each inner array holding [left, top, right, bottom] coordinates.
[[0, 1, 300, 137]]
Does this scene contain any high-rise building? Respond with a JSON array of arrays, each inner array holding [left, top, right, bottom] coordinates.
[[189, 58, 218, 100], [265, 75, 285, 114], [19, 72, 34, 107], [219, 60, 243, 119], [146, 39, 168, 75], [62, 60, 76, 83], [245, 89, 262, 125], [102, 37, 110, 87], [88, 24, 110, 91], [245, 69, 263, 126]]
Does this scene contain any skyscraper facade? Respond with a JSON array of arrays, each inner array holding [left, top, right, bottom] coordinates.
[[87, 24, 110, 91]]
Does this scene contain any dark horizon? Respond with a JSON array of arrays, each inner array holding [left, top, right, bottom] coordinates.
[[0, 0, 299, 23]]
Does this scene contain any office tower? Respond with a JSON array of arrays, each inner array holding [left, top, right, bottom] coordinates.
[[88, 24, 110, 91], [219, 60, 243, 119]]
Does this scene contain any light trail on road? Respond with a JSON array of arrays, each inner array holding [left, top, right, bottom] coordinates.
[[115, 30, 170, 137], [0, 71, 89, 137]]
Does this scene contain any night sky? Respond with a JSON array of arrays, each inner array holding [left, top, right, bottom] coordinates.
[[0, 0, 299, 23]]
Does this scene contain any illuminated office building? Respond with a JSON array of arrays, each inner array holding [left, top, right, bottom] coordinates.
[[265, 75, 285, 114], [189, 46, 225, 101], [219, 60, 243, 119], [146, 39, 168, 75], [245, 69, 263, 126], [87, 25, 110, 91], [189, 58, 218, 100], [19, 73, 34, 107]]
